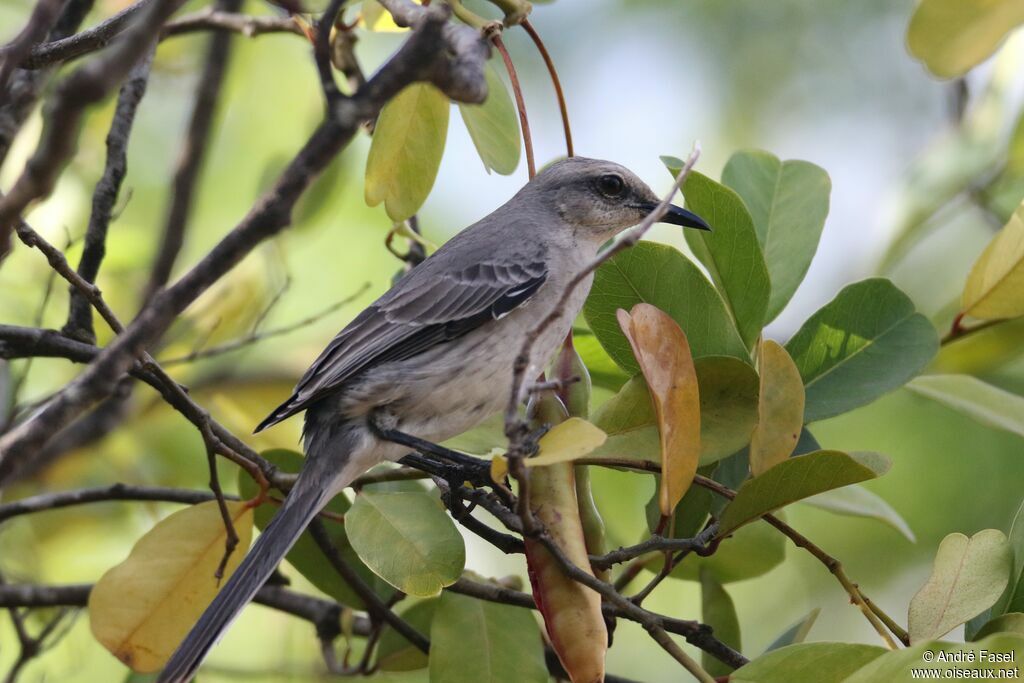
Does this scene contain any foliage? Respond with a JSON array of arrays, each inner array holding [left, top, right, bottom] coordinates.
[[3, 1, 1024, 682]]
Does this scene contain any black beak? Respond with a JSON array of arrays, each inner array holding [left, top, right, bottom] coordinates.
[[659, 203, 712, 231]]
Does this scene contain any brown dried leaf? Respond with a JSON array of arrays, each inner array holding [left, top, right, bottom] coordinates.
[[617, 303, 701, 515]]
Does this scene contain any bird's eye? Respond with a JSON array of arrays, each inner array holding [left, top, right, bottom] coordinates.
[[596, 174, 625, 198]]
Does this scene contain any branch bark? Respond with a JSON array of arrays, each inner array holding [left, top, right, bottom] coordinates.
[[0, 4, 489, 485], [0, 0, 189, 260], [63, 50, 155, 343]]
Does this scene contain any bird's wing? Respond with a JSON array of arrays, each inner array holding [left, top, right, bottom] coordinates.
[[255, 258, 548, 431]]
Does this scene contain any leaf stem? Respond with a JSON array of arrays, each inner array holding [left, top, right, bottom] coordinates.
[[521, 18, 572, 158], [492, 32, 535, 178], [939, 313, 1005, 346]]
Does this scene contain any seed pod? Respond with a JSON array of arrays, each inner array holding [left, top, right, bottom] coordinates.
[[524, 392, 607, 683], [553, 342, 610, 583]]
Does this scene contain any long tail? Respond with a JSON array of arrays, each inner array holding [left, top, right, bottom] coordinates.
[[158, 454, 350, 683]]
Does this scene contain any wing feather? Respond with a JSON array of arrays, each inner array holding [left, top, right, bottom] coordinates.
[[254, 258, 547, 432]]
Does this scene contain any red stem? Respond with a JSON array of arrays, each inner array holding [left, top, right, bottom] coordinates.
[[492, 33, 536, 179], [522, 18, 573, 158]]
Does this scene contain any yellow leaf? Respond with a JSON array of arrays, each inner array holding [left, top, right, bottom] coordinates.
[[907, 0, 1024, 79], [962, 201, 1024, 320], [617, 303, 701, 516], [525, 418, 607, 467], [89, 501, 254, 672], [490, 455, 508, 483], [749, 340, 805, 476], [364, 82, 450, 222]]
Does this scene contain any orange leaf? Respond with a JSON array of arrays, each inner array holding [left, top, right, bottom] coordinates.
[[617, 303, 701, 516]]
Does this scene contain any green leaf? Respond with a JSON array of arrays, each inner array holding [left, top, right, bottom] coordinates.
[[909, 529, 1012, 643], [365, 82, 450, 222], [675, 167, 770, 348], [764, 608, 821, 652], [732, 642, 886, 683], [907, 0, 1024, 78], [846, 634, 1024, 681], [802, 484, 916, 542], [573, 328, 630, 391], [429, 591, 547, 683], [589, 356, 758, 466], [1001, 499, 1024, 614], [457, 61, 520, 175], [345, 491, 465, 597], [908, 374, 1024, 439], [722, 150, 831, 322], [971, 613, 1024, 641], [785, 278, 939, 422], [700, 568, 742, 677], [718, 450, 891, 537], [377, 600, 436, 671], [968, 497, 1024, 639], [583, 241, 749, 374], [695, 356, 760, 465], [645, 469, 715, 541], [238, 449, 385, 608], [670, 516, 786, 583]]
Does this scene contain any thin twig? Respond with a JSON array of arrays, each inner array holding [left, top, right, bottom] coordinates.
[[0, 3, 490, 483], [0, 581, 365, 636], [308, 519, 431, 653], [939, 314, 1004, 346], [504, 145, 701, 448], [491, 33, 535, 178], [521, 18, 572, 157], [64, 49, 154, 343], [0, 0, 189, 261], [591, 525, 717, 571], [313, 0, 346, 103], [159, 284, 368, 365], [690, 474, 902, 649]]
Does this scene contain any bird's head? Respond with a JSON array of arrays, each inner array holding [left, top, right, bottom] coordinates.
[[529, 157, 711, 241]]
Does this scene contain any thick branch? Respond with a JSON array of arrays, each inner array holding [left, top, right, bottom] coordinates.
[[0, 0, 63, 93], [0, 0, 93, 167], [0, 5, 489, 485], [10, 0, 156, 70], [0, 0, 188, 260]]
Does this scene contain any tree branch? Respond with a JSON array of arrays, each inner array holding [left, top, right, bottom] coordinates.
[[503, 145, 701, 451], [0, 5, 490, 485], [308, 519, 431, 654], [0, 0, 93, 167], [0, 581, 369, 636], [0, 0, 189, 260], [63, 49, 155, 343], [141, 0, 242, 303], [0, 483, 229, 525]]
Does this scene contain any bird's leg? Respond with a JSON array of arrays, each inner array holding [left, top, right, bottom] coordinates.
[[369, 414, 491, 486], [522, 423, 551, 457]]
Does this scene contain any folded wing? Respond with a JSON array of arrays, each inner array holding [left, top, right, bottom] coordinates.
[[255, 258, 548, 432]]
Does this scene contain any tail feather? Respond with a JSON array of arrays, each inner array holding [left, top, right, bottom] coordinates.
[[157, 479, 328, 683]]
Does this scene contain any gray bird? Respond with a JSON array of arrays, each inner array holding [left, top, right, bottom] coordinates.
[[158, 157, 710, 682]]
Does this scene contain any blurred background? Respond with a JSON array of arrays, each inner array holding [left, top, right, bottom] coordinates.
[[2, 0, 1024, 680]]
